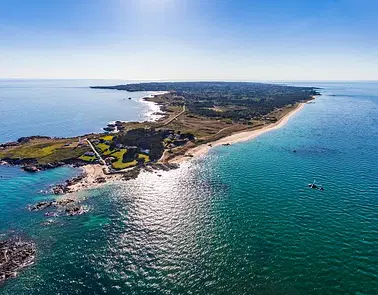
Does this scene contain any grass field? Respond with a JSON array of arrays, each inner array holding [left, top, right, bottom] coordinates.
[[109, 149, 127, 159], [108, 149, 137, 169], [101, 135, 114, 141], [0, 138, 90, 164], [138, 153, 150, 163], [79, 155, 97, 162], [96, 143, 110, 152], [111, 159, 138, 169]]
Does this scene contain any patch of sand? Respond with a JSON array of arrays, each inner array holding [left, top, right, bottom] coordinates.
[[170, 103, 306, 163]]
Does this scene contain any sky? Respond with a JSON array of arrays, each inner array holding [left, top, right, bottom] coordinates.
[[0, 0, 377, 80]]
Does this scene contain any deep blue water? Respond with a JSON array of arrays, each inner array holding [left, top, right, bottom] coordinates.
[[0, 79, 160, 142], [0, 81, 378, 294]]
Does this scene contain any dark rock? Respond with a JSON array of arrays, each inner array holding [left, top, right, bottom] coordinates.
[[103, 126, 116, 132], [65, 205, 88, 216], [0, 141, 19, 149], [0, 237, 36, 284], [30, 201, 53, 211], [17, 136, 51, 144], [121, 167, 141, 181], [96, 177, 106, 183], [30, 198, 75, 212], [22, 165, 39, 173]]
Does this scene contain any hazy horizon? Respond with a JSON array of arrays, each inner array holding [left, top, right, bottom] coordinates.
[[1, 0, 378, 80]]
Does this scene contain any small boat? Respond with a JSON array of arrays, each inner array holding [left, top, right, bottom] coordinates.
[[308, 180, 324, 191], [308, 180, 318, 189]]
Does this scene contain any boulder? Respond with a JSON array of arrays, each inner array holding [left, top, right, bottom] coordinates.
[[22, 165, 39, 172], [0, 238, 36, 284]]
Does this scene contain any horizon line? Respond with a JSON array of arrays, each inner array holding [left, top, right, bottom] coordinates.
[[1, 78, 378, 83]]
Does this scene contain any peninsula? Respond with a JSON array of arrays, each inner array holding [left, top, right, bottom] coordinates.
[[0, 82, 319, 192]]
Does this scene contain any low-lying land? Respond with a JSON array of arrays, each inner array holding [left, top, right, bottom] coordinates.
[[0, 82, 319, 283], [1, 82, 319, 179]]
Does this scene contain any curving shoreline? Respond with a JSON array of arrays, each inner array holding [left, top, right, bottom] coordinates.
[[171, 102, 306, 164], [62, 103, 306, 195]]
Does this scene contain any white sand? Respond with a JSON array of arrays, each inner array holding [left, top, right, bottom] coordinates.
[[64, 164, 121, 195], [63, 103, 305, 195], [170, 103, 305, 163]]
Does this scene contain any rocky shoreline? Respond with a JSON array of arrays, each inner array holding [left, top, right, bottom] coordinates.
[[29, 198, 89, 217], [57, 162, 180, 194], [0, 157, 87, 173]]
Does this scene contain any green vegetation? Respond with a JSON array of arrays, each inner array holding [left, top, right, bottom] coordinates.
[[103, 149, 113, 156], [138, 153, 150, 162], [106, 149, 136, 170], [0, 82, 318, 168], [96, 143, 110, 152], [79, 155, 97, 162], [110, 149, 127, 160], [0, 138, 90, 164], [92, 82, 319, 122], [111, 157, 137, 170], [0, 142, 64, 159], [112, 128, 165, 161], [101, 135, 114, 141]]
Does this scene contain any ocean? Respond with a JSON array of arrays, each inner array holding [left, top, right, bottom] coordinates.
[[0, 80, 377, 294], [0, 79, 161, 142]]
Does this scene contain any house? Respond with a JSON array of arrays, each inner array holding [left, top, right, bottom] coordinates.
[[105, 157, 115, 164], [140, 148, 150, 154], [84, 151, 95, 157]]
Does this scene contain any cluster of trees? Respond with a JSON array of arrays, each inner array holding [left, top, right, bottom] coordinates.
[[92, 82, 320, 121], [112, 128, 165, 161]]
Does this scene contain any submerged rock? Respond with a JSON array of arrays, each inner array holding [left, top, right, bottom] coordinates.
[[0, 238, 36, 284], [65, 205, 89, 216], [30, 201, 53, 211], [29, 199, 75, 211]]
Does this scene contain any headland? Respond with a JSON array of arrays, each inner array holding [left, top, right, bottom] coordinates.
[[0, 82, 320, 195]]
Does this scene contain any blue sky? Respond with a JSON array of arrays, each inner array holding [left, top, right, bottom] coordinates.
[[0, 0, 377, 80]]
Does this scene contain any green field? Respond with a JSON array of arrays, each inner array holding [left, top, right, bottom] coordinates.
[[79, 155, 97, 162], [111, 159, 138, 169], [0, 139, 90, 164], [96, 143, 110, 152], [101, 135, 114, 141], [108, 149, 138, 169], [138, 153, 150, 163]]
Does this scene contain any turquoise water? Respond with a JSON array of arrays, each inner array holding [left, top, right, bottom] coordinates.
[[1, 81, 378, 294]]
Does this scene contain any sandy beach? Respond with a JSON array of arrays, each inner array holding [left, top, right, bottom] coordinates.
[[62, 164, 122, 198], [170, 103, 306, 163], [63, 103, 305, 195]]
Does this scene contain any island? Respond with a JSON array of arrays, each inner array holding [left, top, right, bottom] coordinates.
[[0, 82, 320, 193]]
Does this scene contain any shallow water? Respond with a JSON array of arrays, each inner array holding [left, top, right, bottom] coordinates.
[[1, 81, 378, 294]]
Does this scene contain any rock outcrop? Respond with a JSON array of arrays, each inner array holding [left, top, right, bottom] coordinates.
[[0, 238, 36, 284]]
